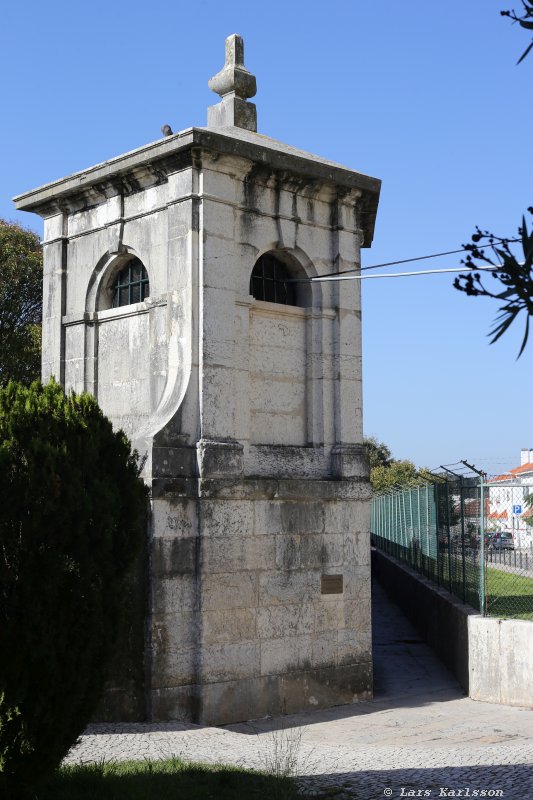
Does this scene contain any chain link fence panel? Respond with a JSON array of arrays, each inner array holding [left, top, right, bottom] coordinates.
[[483, 481, 533, 620], [371, 479, 482, 612], [371, 478, 533, 618]]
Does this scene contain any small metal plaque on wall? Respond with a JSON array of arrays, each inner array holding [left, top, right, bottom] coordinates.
[[321, 574, 343, 594]]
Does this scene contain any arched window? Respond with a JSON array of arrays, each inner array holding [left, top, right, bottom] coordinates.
[[111, 258, 150, 308], [250, 253, 296, 306]]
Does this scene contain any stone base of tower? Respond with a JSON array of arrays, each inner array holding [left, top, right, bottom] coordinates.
[[152, 663, 372, 726], [147, 469, 372, 725]]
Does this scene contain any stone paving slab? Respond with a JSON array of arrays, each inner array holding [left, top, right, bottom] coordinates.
[[65, 582, 533, 799]]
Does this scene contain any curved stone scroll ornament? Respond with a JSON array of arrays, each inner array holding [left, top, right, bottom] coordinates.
[[84, 250, 193, 452], [132, 287, 192, 446]]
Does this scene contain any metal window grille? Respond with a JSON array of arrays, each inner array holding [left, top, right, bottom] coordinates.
[[112, 259, 150, 308], [250, 254, 296, 305]]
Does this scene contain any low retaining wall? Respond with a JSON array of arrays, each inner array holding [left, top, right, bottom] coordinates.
[[469, 615, 533, 706], [372, 548, 533, 708]]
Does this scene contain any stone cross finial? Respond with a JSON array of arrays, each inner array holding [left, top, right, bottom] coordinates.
[[227, 34, 244, 66], [207, 34, 257, 131]]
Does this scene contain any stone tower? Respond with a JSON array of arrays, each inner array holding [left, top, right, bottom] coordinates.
[[15, 35, 381, 725]]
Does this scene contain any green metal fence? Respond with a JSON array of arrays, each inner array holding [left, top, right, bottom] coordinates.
[[371, 478, 533, 619], [371, 478, 482, 611]]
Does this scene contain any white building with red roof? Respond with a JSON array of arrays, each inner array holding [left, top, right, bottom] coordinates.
[[488, 449, 533, 545]]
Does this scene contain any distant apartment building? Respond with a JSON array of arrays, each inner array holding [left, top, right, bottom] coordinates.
[[488, 449, 533, 546]]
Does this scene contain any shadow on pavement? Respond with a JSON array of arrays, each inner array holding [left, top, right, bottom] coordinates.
[[298, 762, 533, 800]]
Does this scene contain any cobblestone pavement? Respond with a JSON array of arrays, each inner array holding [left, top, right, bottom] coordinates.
[[66, 581, 533, 799]]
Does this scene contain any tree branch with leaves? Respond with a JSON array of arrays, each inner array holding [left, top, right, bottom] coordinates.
[[0, 221, 42, 385], [454, 211, 533, 357], [501, 1, 533, 63], [363, 436, 433, 492], [455, 7, 533, 354]]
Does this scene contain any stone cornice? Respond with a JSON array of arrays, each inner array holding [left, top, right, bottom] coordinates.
[[13, 126, 381, 245]]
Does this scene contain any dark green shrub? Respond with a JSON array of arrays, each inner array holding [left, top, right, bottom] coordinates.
[[0, 380, 148, 799]]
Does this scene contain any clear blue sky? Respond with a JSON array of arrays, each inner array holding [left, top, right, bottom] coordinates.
[[1, 0, 531, 476]]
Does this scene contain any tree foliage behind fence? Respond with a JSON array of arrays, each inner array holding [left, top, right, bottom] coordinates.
[[372, 478, 533, 619]]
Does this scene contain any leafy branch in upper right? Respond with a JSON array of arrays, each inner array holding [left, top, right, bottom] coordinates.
[[454, 212, 533, 357], [453, 6, 532, 355], [501, 1, 533, 63]]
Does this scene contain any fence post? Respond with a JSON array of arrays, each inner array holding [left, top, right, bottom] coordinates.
[[417, 485, 421, 565], [446, 479, 452, 594], [409, 489, 415, 570], [479, 477, 485, 615], [402, 490, 411, 567], [425, 484, 430, 572], [460, 477, 466, 603], [394, 492, 399, 556], [387, 494, 391, 554], [434, 483, 440, 587]]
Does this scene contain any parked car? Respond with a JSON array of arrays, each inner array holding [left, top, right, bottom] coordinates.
[[489, 532, 515, 551]]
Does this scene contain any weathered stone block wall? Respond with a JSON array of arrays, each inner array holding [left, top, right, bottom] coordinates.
[[249, 303, 307, 445], [150, 479, 372, 725]]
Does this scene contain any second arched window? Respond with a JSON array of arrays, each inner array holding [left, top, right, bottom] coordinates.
[[250, 254, 296, 306]]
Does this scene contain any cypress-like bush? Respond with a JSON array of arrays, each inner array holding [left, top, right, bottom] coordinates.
[[0, 380, 148, 799]]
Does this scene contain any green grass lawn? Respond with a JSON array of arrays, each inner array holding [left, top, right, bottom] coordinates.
[[486, 567, 533, 620], [37, 758, 327, 800], [446, 561, 533, 619], [437, 560, 533, 620], [374, 539, 533, 619]]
